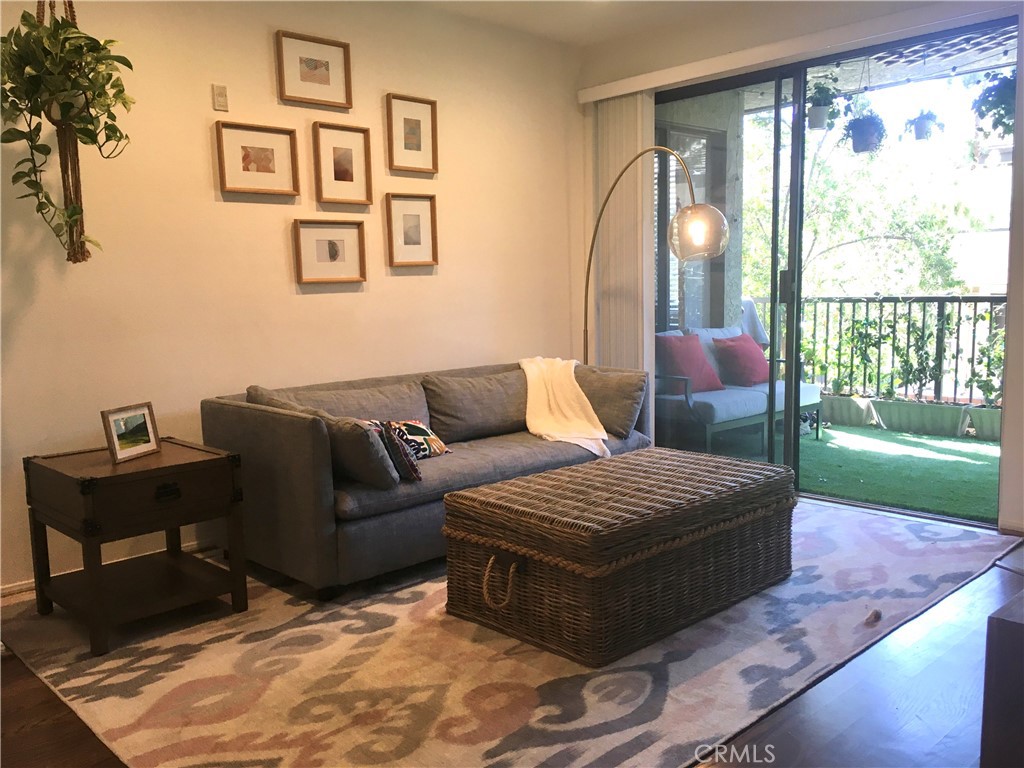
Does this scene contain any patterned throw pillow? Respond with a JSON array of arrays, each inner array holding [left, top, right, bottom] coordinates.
[[387, 419, 450, 460], [378, 423, 422, 482]]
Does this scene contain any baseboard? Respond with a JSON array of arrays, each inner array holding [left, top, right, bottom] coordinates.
[[0, 542, 217, 599]]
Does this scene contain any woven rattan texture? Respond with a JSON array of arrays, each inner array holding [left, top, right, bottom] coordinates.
[[446, 505, 793, 667], [444, 447, 795, 568]]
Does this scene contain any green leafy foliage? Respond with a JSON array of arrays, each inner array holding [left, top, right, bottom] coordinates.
[[967, 315, 1005, 405], [972, 69, 1016, 139], [1, 10, 133, 256]]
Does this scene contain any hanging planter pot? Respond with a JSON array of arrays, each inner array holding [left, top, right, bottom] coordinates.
[[806, 75, 846, 131], [807, 105, 830, 130], [841, 110, 887, 154], [905, 110, 943, 141]]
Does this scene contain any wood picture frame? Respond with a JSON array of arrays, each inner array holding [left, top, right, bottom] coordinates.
[[216, 121, 299, 196], [386, 93, 438, 173], [313, 123, 372, 205], [276, 30, 352, 109], [386, 193, 437, 266], [100, 402, 161, 464], [293, 219, 367, 284]]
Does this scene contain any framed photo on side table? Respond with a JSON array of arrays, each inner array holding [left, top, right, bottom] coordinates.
[[313, 123, 372, 205], [276, 31, 352, 108], [216, 122, 299, 196], [386, 94, 437, 173], [100, 402, 161, 464], [386, 193, 437, 266], [293, 219, 366, 284]]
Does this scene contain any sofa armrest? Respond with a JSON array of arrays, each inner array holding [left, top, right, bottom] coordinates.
[[200, 397, 338, 590], [655, 374, 695, 408]]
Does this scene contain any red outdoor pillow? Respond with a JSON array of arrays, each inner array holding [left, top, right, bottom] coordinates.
[[656, 334, 725, 394], [713, 333, 770, 386]]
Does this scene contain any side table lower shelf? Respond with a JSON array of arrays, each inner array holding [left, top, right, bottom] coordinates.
[[40, 549, 247, 655], [44, 552, 243, 630]]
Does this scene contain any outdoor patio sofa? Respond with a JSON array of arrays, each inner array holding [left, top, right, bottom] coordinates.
[[655, 327, 821, 452], [200, 362, 650, 594]]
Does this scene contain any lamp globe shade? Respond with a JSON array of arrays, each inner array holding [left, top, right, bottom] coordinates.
[[669, 203, 730, 262]]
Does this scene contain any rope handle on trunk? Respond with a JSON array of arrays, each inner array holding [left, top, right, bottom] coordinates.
[[482, 555, 517, 611]]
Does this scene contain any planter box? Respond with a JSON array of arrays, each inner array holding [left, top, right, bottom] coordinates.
[[871, 400, 968, 437], [822, 395, 877, 427], [968, 406, 1002, 442]]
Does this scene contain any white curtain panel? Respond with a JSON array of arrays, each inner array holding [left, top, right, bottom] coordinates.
[[592, 91, 656, 376]]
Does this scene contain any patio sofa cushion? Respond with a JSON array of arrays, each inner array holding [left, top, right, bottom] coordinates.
[[334, 429, 651, 521], [713, 333, 770, 387], [682, 325, 742, 379], [657, 386, 768, 425], [656, 333, 724, 394], [421, 370, 527, 443], [750, 380, 823, 408]]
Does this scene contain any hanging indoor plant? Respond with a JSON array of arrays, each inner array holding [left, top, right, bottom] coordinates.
[[807, 74, 846, 131], [972, 68, 1016, 139], [905, 110, 943, 141], [1, 5, 133, 263], [841, 109, 887, 153]]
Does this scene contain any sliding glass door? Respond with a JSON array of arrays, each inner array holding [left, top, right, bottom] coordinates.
[[653, 74, 806, 474], [652, 17, 1018, 525]]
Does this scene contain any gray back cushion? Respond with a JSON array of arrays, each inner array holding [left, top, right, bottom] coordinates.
[[574, 366, 648, 438], [422, 369, 527, 443], [246, 385, 399, 489], [285, 381, 430, 425]]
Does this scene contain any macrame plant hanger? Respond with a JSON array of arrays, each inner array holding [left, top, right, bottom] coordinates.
[[38, 0, 89, 262]]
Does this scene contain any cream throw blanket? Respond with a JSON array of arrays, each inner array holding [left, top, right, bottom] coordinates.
[[519, 356, 610, 458]]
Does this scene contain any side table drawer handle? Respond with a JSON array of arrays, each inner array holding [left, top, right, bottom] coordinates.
[[155, 482, 182, 502]]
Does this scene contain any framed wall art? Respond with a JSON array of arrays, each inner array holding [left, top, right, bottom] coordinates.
[[100, 402, 161, 464], [216, 121, 299, 195], [386, 94, 437, 173], [385, 193, 437, 266], [293, 219, 366, 284], [313, 123, 372, 205], [276, 31, 352, 109]]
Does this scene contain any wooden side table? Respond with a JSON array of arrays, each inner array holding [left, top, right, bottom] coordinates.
[[23, 437, 246, 656]]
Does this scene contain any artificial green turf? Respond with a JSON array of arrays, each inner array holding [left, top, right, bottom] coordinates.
[[798, 425, 1000, 524]]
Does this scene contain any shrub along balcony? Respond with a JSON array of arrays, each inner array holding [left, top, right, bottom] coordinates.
[[799, 294, 1006, 440]]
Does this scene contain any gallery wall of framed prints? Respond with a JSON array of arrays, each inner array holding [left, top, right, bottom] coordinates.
[[213, 28, 440, 286]]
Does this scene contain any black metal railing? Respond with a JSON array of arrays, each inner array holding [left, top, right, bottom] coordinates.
[[797, 295, 1007, 404]]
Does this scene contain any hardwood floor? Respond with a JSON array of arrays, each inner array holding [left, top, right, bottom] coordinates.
[[2, 511, 1021, 768]]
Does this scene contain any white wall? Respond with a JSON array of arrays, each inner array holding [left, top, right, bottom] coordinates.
[[0, 1, 584, 589]]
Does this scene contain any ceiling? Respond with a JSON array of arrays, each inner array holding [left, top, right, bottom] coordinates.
[[425, 1, 777, 48]]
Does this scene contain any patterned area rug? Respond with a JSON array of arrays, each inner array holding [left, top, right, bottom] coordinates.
[[2, 504, 1017, 768]]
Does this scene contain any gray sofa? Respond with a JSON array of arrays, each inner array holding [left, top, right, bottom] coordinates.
[[200, 362, 650, 594]]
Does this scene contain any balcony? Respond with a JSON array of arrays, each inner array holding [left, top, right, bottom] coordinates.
[[796, 293, 1005, 525]]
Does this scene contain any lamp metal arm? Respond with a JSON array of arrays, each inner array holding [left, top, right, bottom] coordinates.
[[582, 145, 695, 365]]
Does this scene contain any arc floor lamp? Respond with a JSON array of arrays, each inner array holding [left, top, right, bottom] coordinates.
[[582, 145, 730, 365]]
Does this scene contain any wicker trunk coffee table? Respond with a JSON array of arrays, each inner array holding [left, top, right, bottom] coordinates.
[[443, 447, 795, 667]]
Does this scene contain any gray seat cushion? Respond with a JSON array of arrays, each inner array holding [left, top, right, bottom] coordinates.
[[748, 380, 822, 409], [334, 429, 652, 521], [656, 387, 767, 425]]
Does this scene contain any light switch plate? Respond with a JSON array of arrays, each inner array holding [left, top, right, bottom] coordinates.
[[212, 84, 229, 112]]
